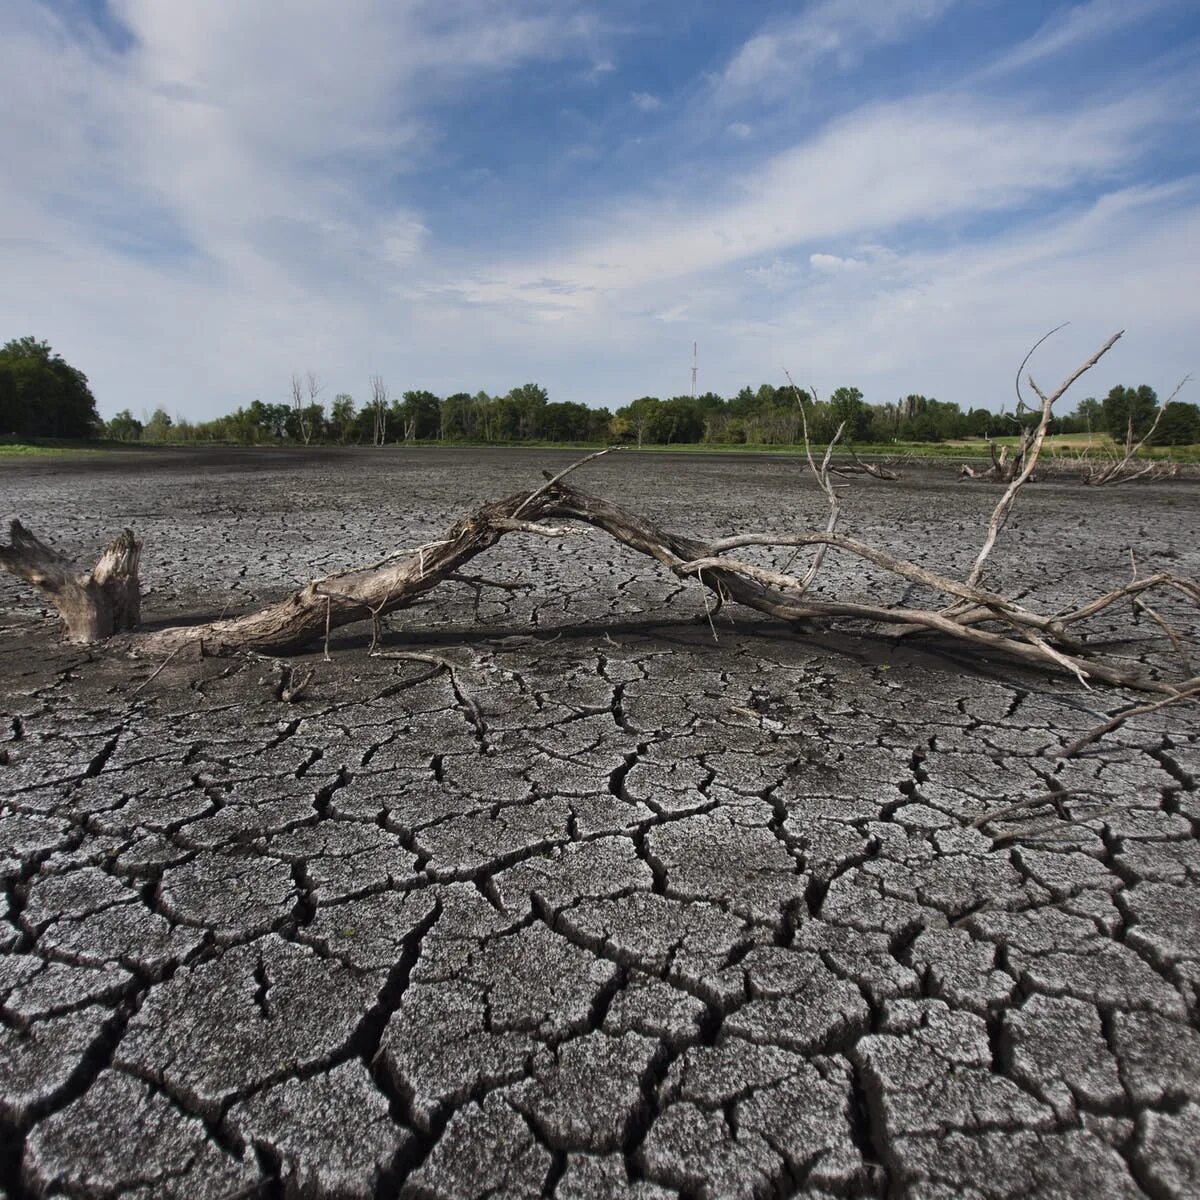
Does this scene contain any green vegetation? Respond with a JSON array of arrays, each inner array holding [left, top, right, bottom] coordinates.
[[0, 337, 100, 439], [99, 378, 1199, 455], [3, 336, 1196, 462]]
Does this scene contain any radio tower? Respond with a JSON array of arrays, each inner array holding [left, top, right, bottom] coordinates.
[[690, 341, 698, 398]]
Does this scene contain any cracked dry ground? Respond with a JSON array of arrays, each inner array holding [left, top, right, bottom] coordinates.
[[2, 448, 1199, 1200]]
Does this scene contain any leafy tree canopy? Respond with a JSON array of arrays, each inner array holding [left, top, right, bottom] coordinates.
[[0, 336, 99, 439], [1101, 384, 1159, 441]]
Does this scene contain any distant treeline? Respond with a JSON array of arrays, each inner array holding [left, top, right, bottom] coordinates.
[[106, 380, 1200, 448], [3, 337, 1198, 448]]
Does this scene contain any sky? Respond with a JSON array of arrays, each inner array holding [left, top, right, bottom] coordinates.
[[2, 0, 1198, 421]]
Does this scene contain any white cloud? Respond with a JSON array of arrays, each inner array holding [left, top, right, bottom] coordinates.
[[631, 90, 661, 111], [441, 89, 1165, 311], [726, 121, 753, 139], [809, 253, 867, 274], [653, 304, 689, 323], [0, 0, 599, 409], [380, 213, 429, 263], [746, 257, 800, 287], [682, 182, 1199, 404], [718, 0, 959, 99], [985, 0, 1173, 77], [0, 1, 1194, 422]]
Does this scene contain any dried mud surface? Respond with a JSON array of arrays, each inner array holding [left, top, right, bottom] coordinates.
[[2, 446, 1199, 1200]]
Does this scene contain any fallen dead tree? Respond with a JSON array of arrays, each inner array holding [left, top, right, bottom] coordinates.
[[3, 332, 1199, 696], [959, 433, 1032, 483], [1075, 376, 1192, 485], [829, 451, 902, 481]]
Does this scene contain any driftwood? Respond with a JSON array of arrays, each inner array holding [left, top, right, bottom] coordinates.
[[1075, 376, 1192, 485], [830, 452, 901, 481], [3, 333, 1199, 698], [959, 436, 1028, 483]]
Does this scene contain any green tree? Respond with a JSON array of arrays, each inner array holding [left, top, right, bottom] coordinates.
[[330, 394, 356, 444], [829, 386, 869, 442], [105, 409, 143, 442], [0, 336, 100, 438], [1156, 401, 1200, 446], [395, 390, 441, 441], [287, 403, 325, 442], [1067, 396, 1102, 435], [615, 396, 661, 447], [1102, 385, 1158, 442], [143, 408, 174, 443], [658, 396, 705, 444], [506, 383, 549, 440], [440, 392, 474, 441]]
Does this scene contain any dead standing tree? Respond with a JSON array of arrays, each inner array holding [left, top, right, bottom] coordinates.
[[3, 332, 1199, 698], [289, 373, 312, 447], [370, 375, 388, 447]]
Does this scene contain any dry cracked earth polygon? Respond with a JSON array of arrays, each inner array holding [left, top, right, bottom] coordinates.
[[1, 447, 1198, 1199]]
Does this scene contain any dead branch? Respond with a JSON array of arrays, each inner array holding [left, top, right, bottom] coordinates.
[[970, 788, 1114, 829], [3, 332, 1197, 699], [782, 374, 843, 585], [1057, 685, 1200, 757], [1067, 374, 1192, 486], [967, 329, 1123, 586], [830, 452, 901, 481]]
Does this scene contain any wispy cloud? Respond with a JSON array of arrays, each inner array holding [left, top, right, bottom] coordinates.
[[716, 0, 960, 100], [441, 88, 1167, 309], [985, 0, 1173, 76]]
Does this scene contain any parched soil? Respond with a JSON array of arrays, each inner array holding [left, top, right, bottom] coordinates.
[[2, 446, 1199, 1199]]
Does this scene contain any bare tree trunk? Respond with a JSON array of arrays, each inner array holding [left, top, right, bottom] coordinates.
[[370, 376, 388, 447], [290, 373, 311, 446], [304, 370, 322, 446], [0, 523, 140, 642]]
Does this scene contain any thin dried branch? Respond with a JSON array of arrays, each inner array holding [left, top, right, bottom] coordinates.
[[971, 788, 1114, 829], [1058, 685, 1200, 757], [782, 372, 844, 586], [830, 452, 900, 481], [513, 446, 622, 517], [1081, 374, 1191, 486], [967, 330, 1123, 586]]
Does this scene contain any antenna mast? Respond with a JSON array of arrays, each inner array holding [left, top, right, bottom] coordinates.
[[691, 341, 698, 398]]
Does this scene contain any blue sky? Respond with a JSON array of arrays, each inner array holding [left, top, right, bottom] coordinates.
[[2, 0, 1198, 420]]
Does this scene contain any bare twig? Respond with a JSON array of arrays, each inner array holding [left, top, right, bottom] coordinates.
[[132, 641, 189, 693], [1058, 685, 1200, 757], [279, 666, 314, 703], [971, 788, 1113, 828], [512, 446, 622, 517], [1083, 374, 1191, 485]]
